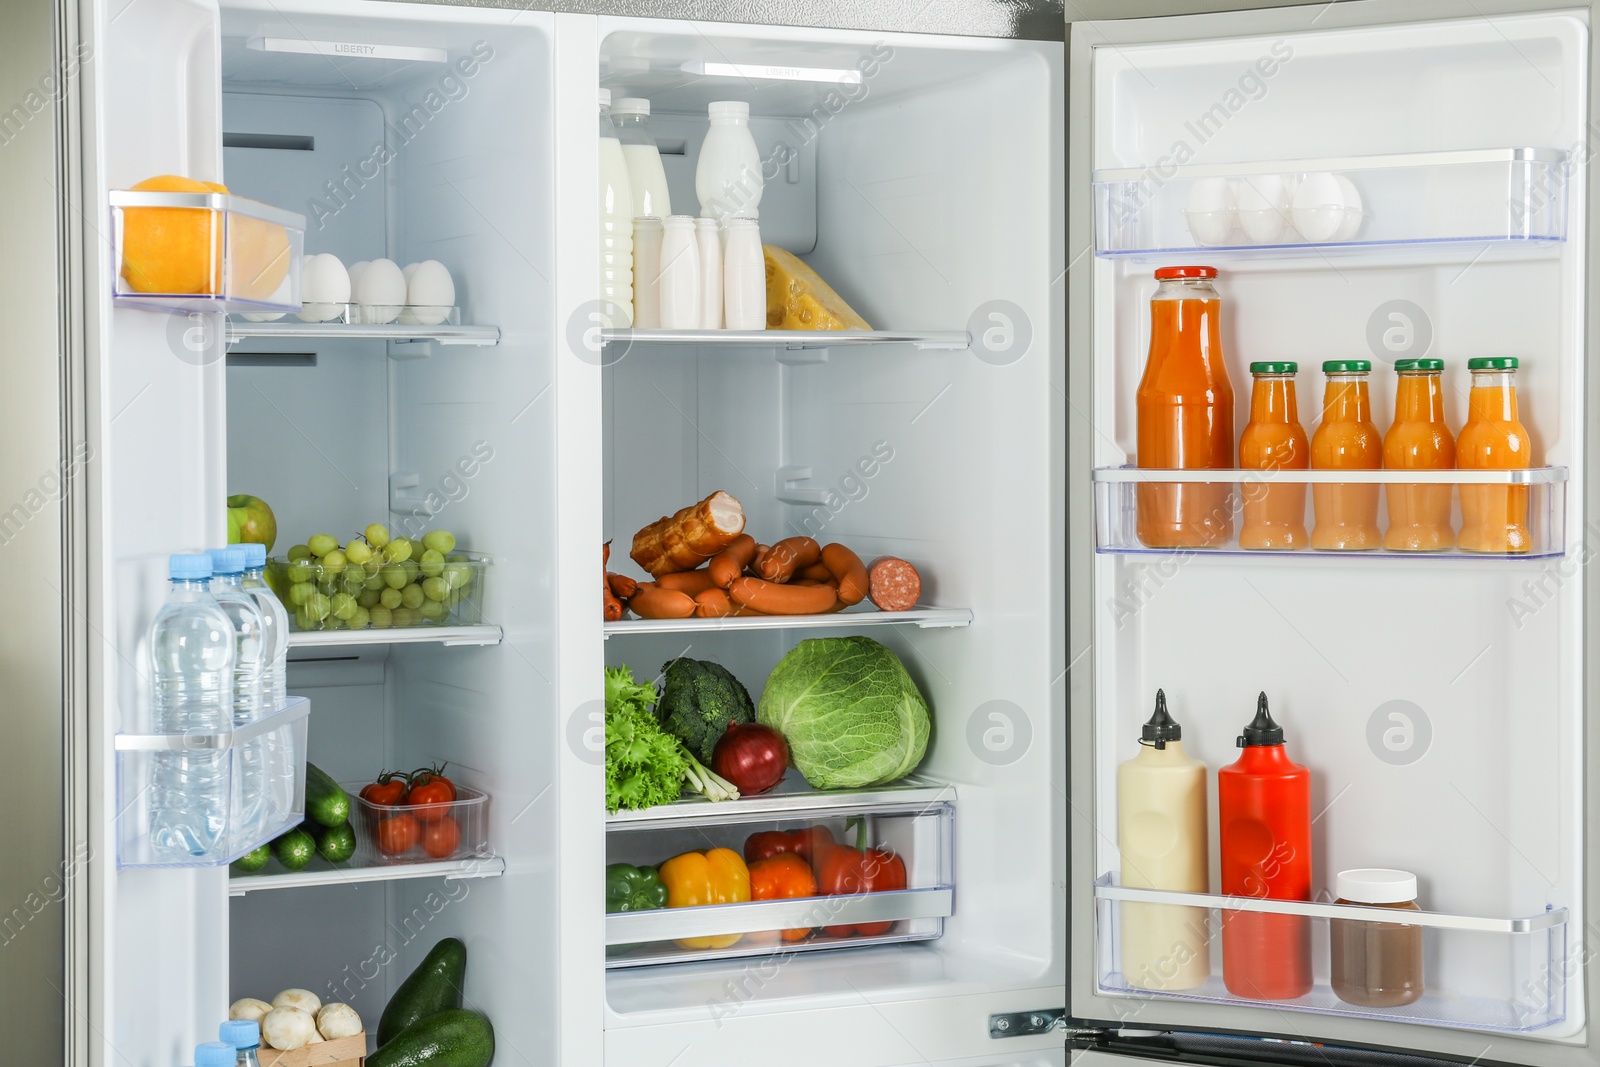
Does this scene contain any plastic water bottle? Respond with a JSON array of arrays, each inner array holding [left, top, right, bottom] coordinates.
[[207, 547, 267, 841], [195, 1042, 236, 1067], [239, 543, 294, 827], [148, 554, 235, 858], [219, 1020, 263, 1067]]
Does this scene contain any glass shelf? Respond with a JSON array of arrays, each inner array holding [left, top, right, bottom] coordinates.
[[601, 328, 970, 351], [229, 854, 505, 896], [606, 770, 953, 828], [604, 604, 972, 638], [1094, 875, 1568, 1033], [1094, 466, 1568, 560], [286, 624, 502, 649], [226, 318, 500, 346], [1094, 147, 1567, 258]]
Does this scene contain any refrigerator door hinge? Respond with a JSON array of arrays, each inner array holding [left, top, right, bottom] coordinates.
[[987, 1009, 1073, 1038]]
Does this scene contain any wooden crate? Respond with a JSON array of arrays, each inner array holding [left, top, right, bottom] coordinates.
[[256, 1032, 366, 1067]]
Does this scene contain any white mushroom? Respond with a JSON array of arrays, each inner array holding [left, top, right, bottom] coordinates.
[[228, 997, 272, 1022], [316, 1002, 363, 1040], [261, 1006, 318, 1051], [271, 988, 322, 1015]]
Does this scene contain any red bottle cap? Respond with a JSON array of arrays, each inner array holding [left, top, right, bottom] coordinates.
[[1154, 266, 1218, 279]]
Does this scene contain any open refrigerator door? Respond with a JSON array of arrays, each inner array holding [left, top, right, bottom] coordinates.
[[1068, 4, 1594, 1066]]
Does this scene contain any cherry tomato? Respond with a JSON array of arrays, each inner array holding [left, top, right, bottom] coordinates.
[[376, 812, 420, 855], [360, 772, 408, 807], [405, 766, 457, 823], [422, 817, 462, 859]]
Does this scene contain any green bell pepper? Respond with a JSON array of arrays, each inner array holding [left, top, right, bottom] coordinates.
[[606, 862, 668, 913]]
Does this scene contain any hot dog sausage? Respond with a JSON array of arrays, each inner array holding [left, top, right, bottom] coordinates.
[[708, 534, 758, 588], [796, 562, 834, 583], [628, 582, 697, 619], [694, 588, 766, 618], [729, 576, 838, 615], [820, 544, 870, 606], [656, 568, 718, 596], [603, 587, 623, 621], [757, 537, 822, 582], [867, 557, 921, 612], [606, 572, 639, 599]]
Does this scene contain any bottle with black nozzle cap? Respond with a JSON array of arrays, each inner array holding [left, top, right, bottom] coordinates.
[[1218, 691, 1313, 1000], [1117, 689, 1210, 990]]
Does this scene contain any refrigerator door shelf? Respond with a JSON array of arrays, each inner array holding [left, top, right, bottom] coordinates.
[[1094, 875, 1569, 1034], [114, 697, 310, 869], [1093, 466, 1568, 560], [109, 190, 305, 314], [1094, 147, 1567, 257]]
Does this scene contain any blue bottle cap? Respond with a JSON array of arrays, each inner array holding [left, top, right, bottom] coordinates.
[[219, 1019, 260, 1049], [209, 547, 248, 575], [195, 1042, 236, 1067], [239, 542, 268, 569], [169, 553, 213, 581]]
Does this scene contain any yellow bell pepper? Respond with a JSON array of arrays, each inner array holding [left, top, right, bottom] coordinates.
[[659, 847, 752, 949]]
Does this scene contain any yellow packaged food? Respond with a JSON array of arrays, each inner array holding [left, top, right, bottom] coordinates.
[[763, 245, 871, 331]]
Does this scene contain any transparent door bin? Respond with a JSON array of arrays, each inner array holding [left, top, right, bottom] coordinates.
[[110, 190, 305, 314], [1093, 467, 1568, 560], [1093, 875, 1568, 1033], [351, 783, 492, 865], [115, 697, 309, 869], [1093, 149, 1567, 256], [265, 554, 489, 632], [605, 802, 953, 969]]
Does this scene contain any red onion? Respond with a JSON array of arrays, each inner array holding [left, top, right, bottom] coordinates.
[[712, 722, 789, 795]]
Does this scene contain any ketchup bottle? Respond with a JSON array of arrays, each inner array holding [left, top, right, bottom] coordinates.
[[1218, 693, 1312, 1000]]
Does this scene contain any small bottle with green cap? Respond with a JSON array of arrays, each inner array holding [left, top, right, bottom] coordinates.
[[1383, 358, 1457, 551], [1458, 356, 1531, 553], [1310, 359, 1382, 550], [1239, 361, 1310, 550]]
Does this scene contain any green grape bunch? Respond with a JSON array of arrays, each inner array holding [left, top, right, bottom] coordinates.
[[275, 523, 474, 631]]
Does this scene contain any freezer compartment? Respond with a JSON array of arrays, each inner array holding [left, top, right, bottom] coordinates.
[[265, 554, 489, 632], [115, 696, 310, 868], [1093, 875, 1567, 1034], [1094, 149, 1568, 256], [605, 801, 952, 969], [1093, 466, 1567, 559], [110, 189, 304, 313], [350, 781, 492, 865]]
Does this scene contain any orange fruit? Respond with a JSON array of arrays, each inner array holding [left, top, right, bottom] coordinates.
[[121, 175, 291, 301]]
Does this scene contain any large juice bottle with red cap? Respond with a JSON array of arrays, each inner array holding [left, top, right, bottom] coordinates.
[[1136, 265, 1235, 548], [1218, 693, 1313, 1000]]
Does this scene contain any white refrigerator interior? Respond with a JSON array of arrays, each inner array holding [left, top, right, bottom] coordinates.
[[1074, 7, 1588, 1062], [89, 1, 1067, 1065]]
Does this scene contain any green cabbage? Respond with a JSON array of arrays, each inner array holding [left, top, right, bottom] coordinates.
[[758, 636, 930, 788]]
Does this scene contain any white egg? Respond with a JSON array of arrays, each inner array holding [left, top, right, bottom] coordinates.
[[1183, 177, 1235, 246], [1333, 174, 1364, 241], [1291, 172, 1346, 243], [346, 260, 371, 292], [240, 272, 290, 321], [353, 258, 406, 324], [1233, 174, 1289, 244], [397, 263, 424, 324], [405, 260, 456, 326], [297, 254, 351, 322], [402, 262, 422, 285]]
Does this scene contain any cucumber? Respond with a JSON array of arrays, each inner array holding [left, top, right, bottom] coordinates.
[[232, 843, 270, 873], [367, 1009, 493, 1067], [304, 762, 350, 828], [271, 826, 316, 871], [377, 937, 467, 1045], [315, 821, 356, 864]]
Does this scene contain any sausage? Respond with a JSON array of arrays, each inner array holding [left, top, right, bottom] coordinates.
[[757, 537, 822, 582], [602, 542, 623, 620], [694, 588, 766, 618], [821, 544, 870, 606], [606, 572, 638, 599], [867, 557, 921, 612], [729, 576, 838, 615], [603, 587, 623, 621], [796, 562, 834, 583], [749, 544, 772, 577], [628, 582, 697, 619], [656, 568, 718, 596], [708, 534, 758, 588]]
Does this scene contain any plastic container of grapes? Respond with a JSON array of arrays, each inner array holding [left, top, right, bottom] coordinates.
[[264, 552, 489, 632], [350, 782, 492, 865]]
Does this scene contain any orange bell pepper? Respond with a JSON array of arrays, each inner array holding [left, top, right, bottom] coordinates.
[[748, 852, 819, 943], [659, 847, 752, 949]]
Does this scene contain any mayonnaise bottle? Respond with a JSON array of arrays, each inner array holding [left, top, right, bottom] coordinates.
[[1117, 690, 1210, 990]]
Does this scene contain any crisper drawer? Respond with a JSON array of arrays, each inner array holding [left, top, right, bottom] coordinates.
[[115, 697, 309, 869], [605, 798, 953, 969]]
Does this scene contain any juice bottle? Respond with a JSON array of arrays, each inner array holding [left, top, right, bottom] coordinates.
[[1117, 691, 1209, 990], [1238, 362, 1309, 550], [1457, 357, 1531, 554], [1218, 693, 1312, 1000], [1383, 358, 1456, 551], [1310, 359, 1382, 550], [1136, 266, 1234, 548]]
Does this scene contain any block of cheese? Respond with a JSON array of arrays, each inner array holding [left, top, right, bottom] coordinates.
[[763, 245, 871, 331]]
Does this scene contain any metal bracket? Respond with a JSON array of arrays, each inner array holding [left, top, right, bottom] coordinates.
[[989, 1009, 1066, 1039]]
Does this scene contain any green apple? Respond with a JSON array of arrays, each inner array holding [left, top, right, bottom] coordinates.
[[226, 494, 277, 553]]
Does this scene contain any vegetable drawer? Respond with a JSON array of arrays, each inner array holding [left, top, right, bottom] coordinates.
[[604, 800, 953, 969]]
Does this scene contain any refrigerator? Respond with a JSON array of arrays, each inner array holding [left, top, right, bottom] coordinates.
[[54, 0, 1600, 1065]]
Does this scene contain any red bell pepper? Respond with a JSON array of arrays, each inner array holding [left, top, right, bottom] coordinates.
[[743, 825, 836, 867], [816, 819, 907, 937]]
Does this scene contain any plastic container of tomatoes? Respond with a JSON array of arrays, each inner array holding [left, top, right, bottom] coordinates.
[[349, 780, 491, 865]]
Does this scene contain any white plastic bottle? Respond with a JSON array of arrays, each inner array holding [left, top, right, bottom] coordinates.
[[598, 88, 634, 322], [1117, 690, 1210, 990], [658, 215, 701, 330], [207, 547, 268, 841], [723, 217, 767, 330], [696, 101, 764, 224], [695, 218, 723, 329], [632, 216, 663, 329], [612, 97, 672, 219]]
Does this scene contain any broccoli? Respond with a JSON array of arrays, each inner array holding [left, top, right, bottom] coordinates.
[[657, 657, 756, 764]]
